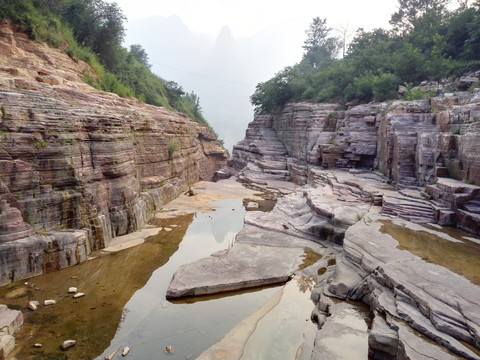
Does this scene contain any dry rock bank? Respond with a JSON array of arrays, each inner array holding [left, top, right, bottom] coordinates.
[[198, 80, 480, 358], [0, 22, 227, 288]]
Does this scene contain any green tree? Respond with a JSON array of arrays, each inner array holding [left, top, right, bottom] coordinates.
[[303, 17, 331, 51], [129, 44, 150, 68], [302, 17, 339, 68], [393, 42, 428, 82], [63, 0, 125, 70], [462, 9, 480, 60], [390, 0, 450, 33]]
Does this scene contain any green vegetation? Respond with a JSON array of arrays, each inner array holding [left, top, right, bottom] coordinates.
[[33, 140, 47, 149], [167, 139, 177, 160], [1, 104, 6, 118], [251, 1, 480, 113], [0, 0, 224, 144]]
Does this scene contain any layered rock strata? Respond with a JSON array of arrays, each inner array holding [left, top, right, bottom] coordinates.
[[0, 22, 227, 286], [315, 211, 480, 359], [228, 91, 480, 234], [192, 168, 480, 359], [197, 85, 480, 358]]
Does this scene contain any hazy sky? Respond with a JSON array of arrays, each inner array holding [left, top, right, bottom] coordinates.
[[109, 0, 401, 150], [113, 0, 399, 40]]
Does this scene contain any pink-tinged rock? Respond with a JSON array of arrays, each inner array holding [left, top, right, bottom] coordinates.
[[0, 334, 15, 359], [0, 305, 23, 335], [0, 21, 227, 285]]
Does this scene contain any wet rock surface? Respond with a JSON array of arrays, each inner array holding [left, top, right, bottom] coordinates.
[[201, 91, 480, 358], [166, 196, 327, 299]]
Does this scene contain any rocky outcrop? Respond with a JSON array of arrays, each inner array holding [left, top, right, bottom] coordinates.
[[225, 86, 480, 235], [0, 304, 23, 360], [201, 75, 480, 359], [0, 22, 227, 285], [314, 212, 480, 359], [166, 191, 328, 299]]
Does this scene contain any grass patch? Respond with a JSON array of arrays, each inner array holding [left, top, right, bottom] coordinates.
[[33, 140, 47, 149], [167, 139, 177, 160]]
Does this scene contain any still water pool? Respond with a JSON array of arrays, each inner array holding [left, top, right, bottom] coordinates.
[[95, 199, 280, 360], [2, 199, 280, 359]]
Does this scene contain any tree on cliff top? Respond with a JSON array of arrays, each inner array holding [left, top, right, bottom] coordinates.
[[250, 2, 480, 114], [302, 17, 340, 68], [390, 0, 450, 33], [0, 0, 221, 132]]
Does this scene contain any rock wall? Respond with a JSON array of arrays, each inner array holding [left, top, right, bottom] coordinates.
[[226, 83, 480, 234], [0, 22, 227, 285], [231, 88, 480, 186]]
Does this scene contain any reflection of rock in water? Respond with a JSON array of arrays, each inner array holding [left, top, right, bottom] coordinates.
[[0, 214, 193, 360], [381, 220, 480, 285], [208, 199, 246, 243], [311, 301, 370, 360]]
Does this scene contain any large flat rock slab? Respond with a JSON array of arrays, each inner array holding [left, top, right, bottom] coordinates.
[[166, 242, 308, 299], [337, 213, 480, 359], [166, 188, 328, 300]]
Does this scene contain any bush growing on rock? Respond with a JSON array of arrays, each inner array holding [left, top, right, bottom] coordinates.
[[168, 140, 177, 160], [251, 1, 480, 112]]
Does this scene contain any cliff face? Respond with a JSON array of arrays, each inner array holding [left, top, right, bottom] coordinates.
[[218, 81, 480, 359], [227, 80, 480, 234], [0, 22, 227, 285]]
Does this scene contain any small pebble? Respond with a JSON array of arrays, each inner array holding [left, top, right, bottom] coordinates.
[[165, 345, 173, 353], [122, 346, 130, 356], [68, 287, 77, 294], [73, 292, 85, 299], [44, 299, 56, 306], [34, 343, 42, 348], [29, 300, 39, 311], [61, 340, 76, 349]]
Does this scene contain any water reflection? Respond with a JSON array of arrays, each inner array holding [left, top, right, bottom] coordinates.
[[1, 199, 281, 360], [240, 276, 318, 360], [380, 220, 480, 285], [1, 214, 193, 360], [95, 199, 279, 360]]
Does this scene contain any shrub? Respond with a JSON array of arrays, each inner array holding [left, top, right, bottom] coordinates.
[[33, 140, 47, 149], [372, 72, 400, 102], [167, 140, 177, 160]]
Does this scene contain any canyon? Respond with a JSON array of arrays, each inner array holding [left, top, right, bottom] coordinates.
[[173, 75, 480, 358], [0, 20, 227, 289], [2, 17, 480, 360]]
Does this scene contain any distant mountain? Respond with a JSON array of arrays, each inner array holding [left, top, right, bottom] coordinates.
[[124, 15, 304, 151]]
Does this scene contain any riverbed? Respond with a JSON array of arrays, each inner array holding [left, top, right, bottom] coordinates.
[[1, 180, 318, 360]]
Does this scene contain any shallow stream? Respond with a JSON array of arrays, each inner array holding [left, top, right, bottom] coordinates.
[[1, 198, 308, 360]]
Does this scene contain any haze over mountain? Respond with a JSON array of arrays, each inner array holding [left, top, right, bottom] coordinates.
[[124, 15, 305, 151]]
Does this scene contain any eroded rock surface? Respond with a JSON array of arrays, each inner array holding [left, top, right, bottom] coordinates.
[[0, 22, 227, 285], [0, 304, 23, 359], [226, 92, 480, 234], [201, 87, 480, 358]]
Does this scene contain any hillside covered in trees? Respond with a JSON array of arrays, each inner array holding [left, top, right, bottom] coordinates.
[[0, 0, 219, 141], [251, 0, 480, 113]]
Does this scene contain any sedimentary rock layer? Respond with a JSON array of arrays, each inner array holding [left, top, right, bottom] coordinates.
[[0, 22, 227, 285]]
